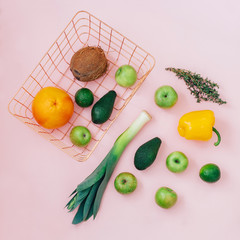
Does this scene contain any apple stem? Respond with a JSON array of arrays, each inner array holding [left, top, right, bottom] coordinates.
[[122, 179, 127, 184], [212, 127, 221, 146]]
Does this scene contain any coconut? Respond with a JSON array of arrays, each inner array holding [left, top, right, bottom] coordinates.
[[70, 46, 108, 82]]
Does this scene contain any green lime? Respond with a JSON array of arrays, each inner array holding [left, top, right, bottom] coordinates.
[[75, 88, 94, 107], [199, 163, 221, 183]]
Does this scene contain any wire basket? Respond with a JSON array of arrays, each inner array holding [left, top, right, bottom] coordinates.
[[8, 11, 155, 162]]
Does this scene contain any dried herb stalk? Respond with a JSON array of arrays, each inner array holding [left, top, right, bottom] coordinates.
[[165, 68, 226, 105]]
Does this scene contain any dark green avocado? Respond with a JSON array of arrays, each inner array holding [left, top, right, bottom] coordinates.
[[91, 90, 117, 124], [134, 137, 162, 170]]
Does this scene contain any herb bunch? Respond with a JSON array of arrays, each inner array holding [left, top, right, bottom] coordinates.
[[165, 68, 227, 105]]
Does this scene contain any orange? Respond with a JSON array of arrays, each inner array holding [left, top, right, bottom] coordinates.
[[32, 87, 74, 129]]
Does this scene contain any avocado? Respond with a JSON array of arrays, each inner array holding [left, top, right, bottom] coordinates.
[[134, 137, 162, 170], [91, 90, 117, 124]]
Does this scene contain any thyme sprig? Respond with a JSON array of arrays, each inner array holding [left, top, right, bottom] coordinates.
[[166, 67, 227, 105]]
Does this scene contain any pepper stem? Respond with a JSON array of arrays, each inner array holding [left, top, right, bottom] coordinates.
[[212, 127, 221, 146]]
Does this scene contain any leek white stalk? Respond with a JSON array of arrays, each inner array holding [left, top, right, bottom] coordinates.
[[66, 110, 151, 224]]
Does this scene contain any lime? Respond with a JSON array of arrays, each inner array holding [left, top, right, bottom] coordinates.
[[199, 163, 221, 183], [75, 88, 94, 107]]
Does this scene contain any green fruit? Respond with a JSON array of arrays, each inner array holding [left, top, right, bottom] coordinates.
[[114, 172, 137, 194], [155, 187, 178, 209], [155, 85, 178, 108], [134, 137, 162, 170], [75, 88, 94, 107], [115, 65, 137, 87], [199, 163, 221, 183], [70, 126, 91, 147], [166, 151, 188, 173], [91, 90, 117, 124]]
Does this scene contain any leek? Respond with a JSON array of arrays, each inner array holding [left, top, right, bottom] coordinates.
[[66, 110, 152, 224]]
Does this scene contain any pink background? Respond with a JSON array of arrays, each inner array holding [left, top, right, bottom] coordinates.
[[1, 1, 240, 239]]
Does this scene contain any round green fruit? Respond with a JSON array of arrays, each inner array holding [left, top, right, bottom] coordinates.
[[114, 172, 137, 194], [154, 85, 178, 108], [70, 126, 91, 147], [155, 187, 178, 209], [75, 88, 94, 107], [199, 163, 221, 183], [166, 151, 188, 173], [115, 65, 137, 88]]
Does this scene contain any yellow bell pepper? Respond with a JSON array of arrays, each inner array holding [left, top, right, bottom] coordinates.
[[178, 110, 221, 146]]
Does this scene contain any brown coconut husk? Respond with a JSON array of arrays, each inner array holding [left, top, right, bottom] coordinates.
[[70, 46, 108, 82]]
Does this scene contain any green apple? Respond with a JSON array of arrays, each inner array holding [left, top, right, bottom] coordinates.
[[166, 151, 188, 173], [115, 65, 137, 87], [70, 126, 91, 147], [154, 85, 178, 108], [114, 172, 137, 194], [155, 187, 178, 209]]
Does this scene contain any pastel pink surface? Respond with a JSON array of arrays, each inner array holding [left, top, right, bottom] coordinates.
[[1, 1, 240, 240]]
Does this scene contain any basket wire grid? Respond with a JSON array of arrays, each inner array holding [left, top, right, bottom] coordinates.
[[8, 11, 155, 161]]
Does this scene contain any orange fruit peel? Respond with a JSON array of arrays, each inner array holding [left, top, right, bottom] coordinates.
[[32, 87, 74, 129]]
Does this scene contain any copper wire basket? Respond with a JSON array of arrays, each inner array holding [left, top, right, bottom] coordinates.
[[8, 11, 155, 162]]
